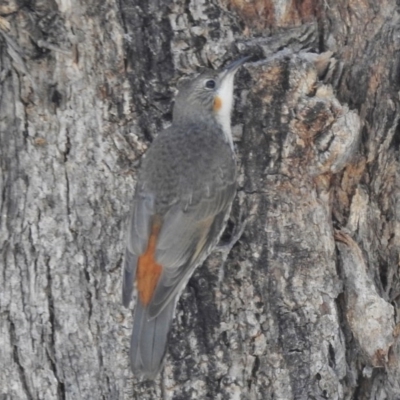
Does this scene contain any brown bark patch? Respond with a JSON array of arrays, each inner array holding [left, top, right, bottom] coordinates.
[[285, 0, 320, 24], [227, 0, 276, 31]]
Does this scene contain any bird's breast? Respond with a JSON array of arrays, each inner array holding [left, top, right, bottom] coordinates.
[[142, 123, 236, 212]]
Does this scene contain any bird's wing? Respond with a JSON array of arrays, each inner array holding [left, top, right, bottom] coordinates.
[[122, 189, 155, 307], [147, 184, 236, 318], [123, 172, 236, 317]]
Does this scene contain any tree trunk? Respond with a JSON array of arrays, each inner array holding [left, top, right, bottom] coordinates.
[[1, 0, 399, 399]]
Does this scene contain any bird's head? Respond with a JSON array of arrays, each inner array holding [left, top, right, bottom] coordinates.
[[173, 57, 249, 129]]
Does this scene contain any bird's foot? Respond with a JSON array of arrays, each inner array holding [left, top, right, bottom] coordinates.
[[215, 214, 248, 282]]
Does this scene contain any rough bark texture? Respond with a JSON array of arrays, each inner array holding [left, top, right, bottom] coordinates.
[[1, 0, 399, 399]]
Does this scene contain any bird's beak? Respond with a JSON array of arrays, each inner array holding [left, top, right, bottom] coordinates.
[[219, 56, 251, 80]]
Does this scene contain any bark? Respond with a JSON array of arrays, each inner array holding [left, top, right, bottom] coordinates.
[[1, 0, 399, 399]]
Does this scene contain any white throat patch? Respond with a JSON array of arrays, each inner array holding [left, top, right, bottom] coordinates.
[[215, 73, 235, 149]]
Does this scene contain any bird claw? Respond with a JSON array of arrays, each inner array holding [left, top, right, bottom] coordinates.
[[215, 213, 248, 283]]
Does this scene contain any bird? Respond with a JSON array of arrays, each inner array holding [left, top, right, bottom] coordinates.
[[122, 56, 249, 378]]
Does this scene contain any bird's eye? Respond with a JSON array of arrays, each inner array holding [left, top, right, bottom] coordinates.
[[205, 79, 216, 89]]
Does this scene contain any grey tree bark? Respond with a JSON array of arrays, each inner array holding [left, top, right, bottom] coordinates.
[[1, 0, 399, 399]]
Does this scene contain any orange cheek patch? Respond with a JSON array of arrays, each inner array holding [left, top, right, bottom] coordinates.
[[136, 220, 163, 306], [213, 96, 222, 112]]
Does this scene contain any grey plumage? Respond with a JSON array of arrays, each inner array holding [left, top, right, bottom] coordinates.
[[130, 294, 176, 376], [122, 58, 248, 378]]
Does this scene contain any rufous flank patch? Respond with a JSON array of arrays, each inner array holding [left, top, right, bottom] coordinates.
[[136, 220, 162, 306]]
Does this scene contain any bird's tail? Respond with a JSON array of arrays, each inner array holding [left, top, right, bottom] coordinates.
[[130, 296, 176, 379]]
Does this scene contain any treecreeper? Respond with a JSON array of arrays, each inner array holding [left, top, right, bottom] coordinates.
[[122, 57, 249, 378]]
